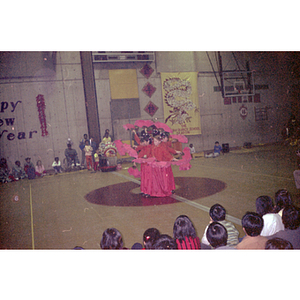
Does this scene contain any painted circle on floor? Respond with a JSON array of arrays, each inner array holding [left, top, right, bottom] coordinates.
[[84, 177, 226, 207]]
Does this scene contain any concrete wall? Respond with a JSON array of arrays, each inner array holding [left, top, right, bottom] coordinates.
[[0, 52, 88, 170], [0, 51, 298, 170], [94, 51, 297, 151]]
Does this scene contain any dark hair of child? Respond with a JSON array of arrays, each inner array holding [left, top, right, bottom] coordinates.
[[265, 238, 293, 249], [242, 212, 264, 237], [143, 228, 160, 249]]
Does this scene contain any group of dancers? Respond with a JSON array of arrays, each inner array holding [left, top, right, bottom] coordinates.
[[115, 122, 192, 198]]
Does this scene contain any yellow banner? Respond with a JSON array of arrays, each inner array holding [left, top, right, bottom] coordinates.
[[161, 72, 201, 135], [109, 69, 139, 99]]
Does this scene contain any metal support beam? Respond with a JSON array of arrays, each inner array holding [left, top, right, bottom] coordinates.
[[80, 52, 101, 145]]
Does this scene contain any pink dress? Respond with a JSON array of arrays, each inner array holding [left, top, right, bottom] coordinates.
[[147, 144, 176, 197], [35, 165, 45, 176]]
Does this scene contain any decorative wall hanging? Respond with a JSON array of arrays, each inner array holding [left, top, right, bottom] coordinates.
[[144, 101, 158, 117], [255, 107, 268, 121], [36, 94, 49, 136], [161, 72, 201, 135], [142, 82, 156, 98], [108, 69, 139, 99], [140, 64, 154, 79], [239, 104, 248, 120]]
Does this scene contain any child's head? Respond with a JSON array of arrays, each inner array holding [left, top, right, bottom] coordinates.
[[139, 137, 146, 146], [242, 212, 264, 237], [15, 160, 21, 167], [100, 228, 123, 250], [206, 222, 228, 248], [37, 160, 42, 166], [25, 157, 31, 162], [282, 205, 300, 230], [85, 140, 89, 145], [189, 144, 193, 148], [209, 204, 226, 222], [265, 238, 293, 250], [144, 135, 150, 145], [153, 234, 177, 250], [153, 135, 162, 146], [296, 149, 300, 156], [274, 189, 292, 211], [143, 228, 160, 249], [161, 132, 169, 142], [215, 141, 219, 145], [55, 157, 59, 162], [255, 196, 274, 216], [173, 215, 197, 240]]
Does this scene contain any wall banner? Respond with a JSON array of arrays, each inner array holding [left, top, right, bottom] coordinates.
[[161, 72, 201, 135], [108, 69, 139, 100]]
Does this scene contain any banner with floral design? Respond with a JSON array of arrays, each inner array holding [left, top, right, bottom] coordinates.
[[161, 72, 201, 135]]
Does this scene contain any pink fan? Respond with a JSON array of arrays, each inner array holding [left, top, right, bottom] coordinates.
[[171, 147, 191, 170], [114, 140, 127, 156], [170, 134, 188, 143], [128, 167, 141, 178], [134, 120, 154, 128], [154, 122, 173, 133], [123, 124, 135, 130], [122, 143, 138, 158]]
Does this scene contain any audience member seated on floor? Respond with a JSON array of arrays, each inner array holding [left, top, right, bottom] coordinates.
[[255, 195, 284, 236], [205, 141, 222, 158], [267, 205, 300, 249], [274, 189, 293, 217], [100, 228, 126, 250], [236, 212, 268, 249], [153, 234, 177, 250], [143, 228, 160, 249], [0, 158, 15, 183], [131, 243, 143, 250], [35, 160, 46, 177], [265, 237, 293, 250], [24, 157, 36, 179], [206, 222, 236, 250], [189, 144, 196, 158], [12, 160, 27, 180], [173, 215, 201, 249], [201, 203, 239, 248], [65, 143, 80, 167], [73, 246, 85, 250], [52, 157, 62, 174]]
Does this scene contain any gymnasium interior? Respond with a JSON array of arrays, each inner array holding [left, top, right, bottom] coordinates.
[[1, 48, 299, 298]]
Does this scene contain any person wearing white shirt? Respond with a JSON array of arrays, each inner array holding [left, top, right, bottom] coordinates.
[[256, 195, 284, 236]]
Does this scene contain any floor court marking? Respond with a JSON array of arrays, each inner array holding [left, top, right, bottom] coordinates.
[[29, 184, 35, 250], [112, 172, 242, 226], [199, 164, 293, 180]]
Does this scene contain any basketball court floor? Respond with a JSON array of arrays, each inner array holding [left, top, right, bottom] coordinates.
[[1, 143, 299, 250]]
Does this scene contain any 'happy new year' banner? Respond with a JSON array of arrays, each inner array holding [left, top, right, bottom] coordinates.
[[161, 72, 201, 135]]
